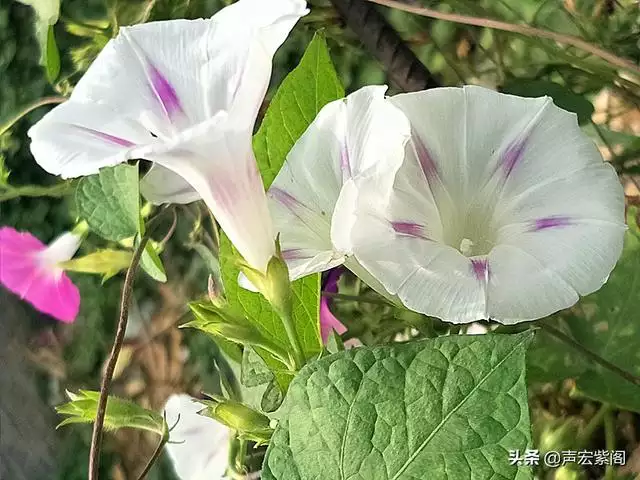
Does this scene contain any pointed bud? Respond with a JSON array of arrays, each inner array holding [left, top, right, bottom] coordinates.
[[238, 235, 293, 318], [198, 395, 272, 444]]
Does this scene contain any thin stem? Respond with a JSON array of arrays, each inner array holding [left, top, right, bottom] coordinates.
[[604, 407, 616, 480], [577, 403, 611, 447], [366, 0, 640, 78], [136, 436, 168, 480], [280, 310, 305, 370], [322, 291, 391, 306], [88, 229, 153, 480], [0, 96, 66, 136], [539, 322, 640, 388], [0, 182, 75, 202]]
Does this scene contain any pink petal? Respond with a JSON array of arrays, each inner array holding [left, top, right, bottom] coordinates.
[[320, 268, 348, 343], [26, 273, 80, 323], [0, 227, 80, 323], [0, 226, 46, 255]]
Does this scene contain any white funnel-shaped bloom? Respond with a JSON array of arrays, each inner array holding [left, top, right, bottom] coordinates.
[[267, 85, 411, 286], [352, 86, 625, 324], [28, 0, 309, 272]]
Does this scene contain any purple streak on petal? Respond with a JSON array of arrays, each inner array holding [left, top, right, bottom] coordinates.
[[391, 221, 429, 240], [320, 267, 347, 344], [340, 143, 352, 178], [502, 137, 528, 177], [74, 126, 136, 147], [531, 216, 573, 231], [149, 64, 184, 120], [282, 249, 305, 261], [470, 258, 489, 283], [413, 135, 439, 182], [269, 187, 304, 211]]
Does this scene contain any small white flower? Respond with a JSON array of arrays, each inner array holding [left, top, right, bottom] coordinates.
[[28, 0, 309, 272], [351, 86, 626, 324], [164, 394, 230, 480], [267, 85, 411, 292]]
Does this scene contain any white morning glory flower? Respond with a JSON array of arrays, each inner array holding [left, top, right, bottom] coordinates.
[[28, 0, 308, 272], [163, 394, 230, 480], [267, 85, 410, 292], [351, 86, 626, 324]]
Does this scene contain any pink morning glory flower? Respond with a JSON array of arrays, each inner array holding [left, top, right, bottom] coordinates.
[[0, 227, 82, 323], [28, 0, 308, 273]]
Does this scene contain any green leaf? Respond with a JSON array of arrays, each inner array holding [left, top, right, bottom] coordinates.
[[75, 164, 140, 241], [56, 390, 166, 436], [140, 241, 167, 282], [501, 80, 594, 125], [325, 329, 345, 355], [263, 332, 534, 480], [252, 31, 344, 189], [525, 318, 589, 384], [565, 208, 640, 412], [219, 234, 322, 364], [60, 249, 132, 281], [44, 24, 60, 83], [242, 346, 275, 388], [261, 379, 284, 414], [16, 0, 61, 82]]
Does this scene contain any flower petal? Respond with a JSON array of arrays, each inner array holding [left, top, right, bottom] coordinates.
[[139, 118, 275, 271], [352, 210, 487, 323], [486, 244, 579, 323], [0, 228, 80, 323], [28, 101, 152, 178], [269, 85, 410, 280], [140, 164, 200, 204], [164, 394, 229, 480], [71, 0, 307, 134], [320, 268, 347, 342]]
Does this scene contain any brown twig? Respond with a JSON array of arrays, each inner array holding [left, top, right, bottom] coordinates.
[[367, 0, 640, 78], [88, 230, 154, 480], [135, 435, 167, 480], [328, 0, 440, 91]]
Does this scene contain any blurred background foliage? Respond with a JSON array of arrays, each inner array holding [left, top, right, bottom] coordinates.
[[0, 0, 639, 478]]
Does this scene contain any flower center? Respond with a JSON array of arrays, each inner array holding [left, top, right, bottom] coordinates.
[[443, 204, 497, 257]]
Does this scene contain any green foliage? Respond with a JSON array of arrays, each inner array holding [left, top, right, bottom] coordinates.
[[242, 346, 276, 388], [187, 300, 291, 365], [56, 390, 167, 436], [568, 210, 640, 412], [139, 239, 168, 282], [60, 248, 133, 281], [200, 395, 273, 444], [75, 164, 140, 242], [16, 0, 60, 82], [325, 329, 345, 354], [252, 31, 345, 189], [501, 80, 595, 125], [219, 235, 321, 371], [264, 332, 534, 480], [525, 318, 589, 384]]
